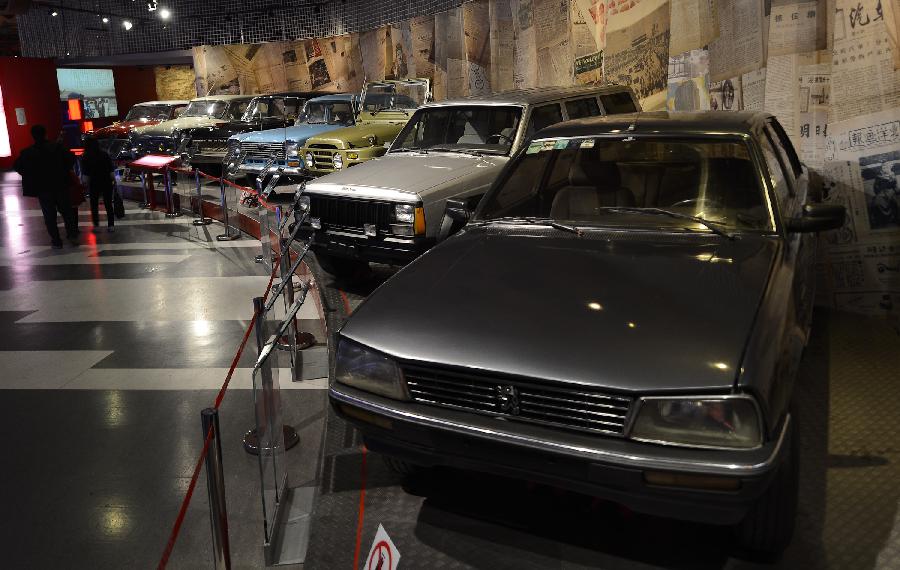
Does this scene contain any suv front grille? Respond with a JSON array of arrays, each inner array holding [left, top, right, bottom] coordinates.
[[309, 143, 338, 171], [403, 365, 633, 437], [240, 142, 285, 160], [308, 195, 393, 232]]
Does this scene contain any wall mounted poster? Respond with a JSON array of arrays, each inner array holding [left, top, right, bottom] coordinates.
[[604, 0, 670, 110]]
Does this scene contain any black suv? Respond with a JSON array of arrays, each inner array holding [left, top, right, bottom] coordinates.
[[328, 111, 845, 559]]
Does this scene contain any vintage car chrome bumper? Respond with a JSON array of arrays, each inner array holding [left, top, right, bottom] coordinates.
[[238, 158, 302, 176], [330, 384, 790, 525]]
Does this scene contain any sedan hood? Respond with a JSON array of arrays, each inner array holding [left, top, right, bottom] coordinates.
[[92, 120, 159, 139], [342, 226, 778, 394], [233, 123, 346, 144], [134, 116, 222, 137], [306, 152, 506, 197]]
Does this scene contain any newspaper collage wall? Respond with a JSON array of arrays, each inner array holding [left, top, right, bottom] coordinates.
[[191, 0, 900, 319]]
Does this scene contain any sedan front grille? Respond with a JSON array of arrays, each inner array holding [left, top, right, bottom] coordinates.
[[403, 365, 633, 437], [308, 195, 393, 232], [190, 139, 229, 154], [135, 136, 175, 154], [240, 142, 285, 160]]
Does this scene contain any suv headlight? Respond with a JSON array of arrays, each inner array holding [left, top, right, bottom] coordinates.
[[334, 338, 408, 400], [333, 153, 344, 169], [394, 204, 415, 223], [305, 151, 314, 167], [630, 396, 762, 449]]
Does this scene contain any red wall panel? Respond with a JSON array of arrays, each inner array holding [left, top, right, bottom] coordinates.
[[0, 57, 61, 170], [112, 66, 159, 117]]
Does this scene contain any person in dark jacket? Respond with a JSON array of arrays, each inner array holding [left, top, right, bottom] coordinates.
[[13, 125, 78, 248], [81, 137, 116, 232]]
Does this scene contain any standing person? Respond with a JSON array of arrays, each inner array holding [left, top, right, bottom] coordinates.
[[81, 137, 116, 232], [13, 125, 78, 248]]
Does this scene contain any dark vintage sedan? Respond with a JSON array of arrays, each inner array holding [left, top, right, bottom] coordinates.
[[328, 111, 845, 558]]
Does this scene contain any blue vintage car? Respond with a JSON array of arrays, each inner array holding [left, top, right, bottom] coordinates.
[[228, 93, 358, 178]]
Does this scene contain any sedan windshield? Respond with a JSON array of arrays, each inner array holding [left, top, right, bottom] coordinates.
[[181, 100, 228, 118], [477, 137, 773, 232], [304, 101, 355, 125], [392, 105, 522, 155], [125, 105, 170, 121], [362, 82, 428, 112]]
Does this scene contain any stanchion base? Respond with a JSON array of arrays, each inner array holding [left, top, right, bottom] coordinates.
[[275, 331, 317, 351], [216, 232, 241, 241], [242, 426, 300, 455], [255, 255, 265, 263], [192, 217, 214, 226], [164, 212, 183, 218]]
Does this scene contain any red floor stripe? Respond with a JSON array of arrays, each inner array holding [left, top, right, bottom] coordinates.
[[352, 445, 368, 569]]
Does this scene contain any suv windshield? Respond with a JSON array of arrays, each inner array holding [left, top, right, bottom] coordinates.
[[362, 82, 428, 112], [392, 105, 522, 155], [304, 100, 355, 125], [125, 105, 170, 121], [182, 100, 228, 118], [477, 137, 773, 232]]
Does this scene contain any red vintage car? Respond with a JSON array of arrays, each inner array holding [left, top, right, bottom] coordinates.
[[86, 100, 189, 157]]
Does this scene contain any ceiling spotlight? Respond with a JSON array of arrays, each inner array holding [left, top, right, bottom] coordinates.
[[50, 10, 58, 16], [102, 16, 109, 23], [123, 20, 133, 30], [159, 8, 171, 19]]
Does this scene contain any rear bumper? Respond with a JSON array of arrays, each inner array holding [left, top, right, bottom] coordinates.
[[330, 384, 790, 525], [311, 228, 432, 265]]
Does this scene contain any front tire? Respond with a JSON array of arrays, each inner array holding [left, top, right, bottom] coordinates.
[[735, 417, 798, 560], [315, 252, 370, 280]]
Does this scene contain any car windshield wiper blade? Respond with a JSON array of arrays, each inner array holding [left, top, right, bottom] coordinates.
[[487, 216, 583, 236], [429, 147, 484, 157], [602, 207, 736, 240]]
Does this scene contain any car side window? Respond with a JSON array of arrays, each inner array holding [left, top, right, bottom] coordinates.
[[600, 92, 638, 114], [230, 102, 249, 120], [526, 104, 564, 137], [565, 98, 601, 120], [759, 133, 797, 219], [768, 119, 802, 178]]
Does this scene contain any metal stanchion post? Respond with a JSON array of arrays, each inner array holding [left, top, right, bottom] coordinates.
[[201, 408, 231, 570], [139, 172, 150, 209], [193, 168, 213, 226], [243, 297, 299, 455], [256, 206, 271, 266], [164, 168, 181, 218], [216, 175, 240, 241]]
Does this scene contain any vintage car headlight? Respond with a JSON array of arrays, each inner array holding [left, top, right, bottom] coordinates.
[[334, 338, 408, 400], [630, 396, 762, 449], [333, 153, 344, 169], [305, 151, 314, 167], [284, 140, 299, 157]]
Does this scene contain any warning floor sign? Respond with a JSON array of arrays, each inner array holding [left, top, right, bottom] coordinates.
[[365, 524, 401, 570]]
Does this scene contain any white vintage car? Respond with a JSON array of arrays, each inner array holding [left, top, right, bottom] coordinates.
[[302, 85, 641, 278]]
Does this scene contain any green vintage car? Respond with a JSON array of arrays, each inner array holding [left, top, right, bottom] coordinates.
[[301, 79, 431, 175]]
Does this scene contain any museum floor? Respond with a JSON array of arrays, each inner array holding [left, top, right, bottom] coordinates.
[[0, 170, 898, 569]]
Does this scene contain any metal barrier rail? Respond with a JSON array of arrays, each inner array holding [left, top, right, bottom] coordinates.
[[151, 166, 315, 568]]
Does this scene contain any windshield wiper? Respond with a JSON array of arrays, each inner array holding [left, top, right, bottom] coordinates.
[[602, 207, 736, 240], [429, 147, 484, 157], [485, 216, 583, 236], [390, 147, 427, 154]]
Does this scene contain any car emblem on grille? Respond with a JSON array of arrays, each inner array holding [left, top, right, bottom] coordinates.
[[496, 385, 520, 415]]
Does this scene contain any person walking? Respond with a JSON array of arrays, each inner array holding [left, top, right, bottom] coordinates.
[[14, 125, 78, 248], [81, 137, 117, 232]]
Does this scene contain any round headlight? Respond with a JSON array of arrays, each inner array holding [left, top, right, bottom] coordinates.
[[333, 153, 344, 169], [305, 152, 314, 167]]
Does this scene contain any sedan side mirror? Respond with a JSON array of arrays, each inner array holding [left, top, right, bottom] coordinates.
[[438, 199, 471, 242], [787, 203, 846, 233]]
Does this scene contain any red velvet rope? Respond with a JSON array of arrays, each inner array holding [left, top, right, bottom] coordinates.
[[157, 261, 280, 569]]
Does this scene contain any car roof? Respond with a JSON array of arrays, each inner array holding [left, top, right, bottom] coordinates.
[[252, 91, 328, 98], [534, 111, 773, 139], [307, 93, 356, 102], [135, 100, 190, 106], [190, 94, 255, 102], [422, 84, 635, 108]]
